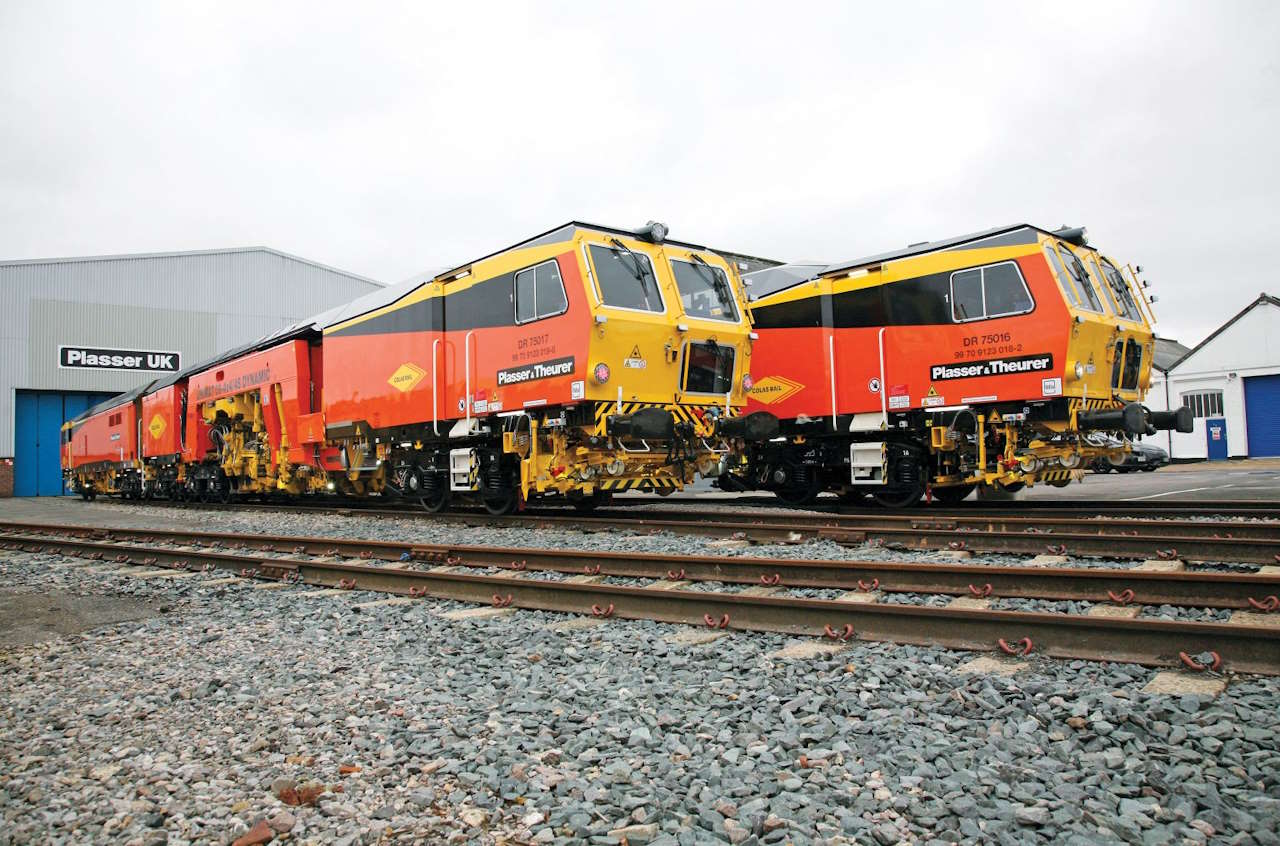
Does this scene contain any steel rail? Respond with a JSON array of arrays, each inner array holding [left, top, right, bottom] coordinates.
[[82, 492, 1280, 523], [73, 498, 1280, 562], [5, 522, 1279, 610], [7, 529, 1277, 675]]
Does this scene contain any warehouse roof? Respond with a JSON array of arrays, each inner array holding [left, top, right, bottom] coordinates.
[[0, 245, 382, 288], [1165, 293, 1280, 372]]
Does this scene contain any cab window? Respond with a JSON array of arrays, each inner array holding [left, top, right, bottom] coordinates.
[[682, 341, 735, 394], [1100, 258, 1144, 322], [588, 243, 664, 313], [1085, 254, 1124, 317], [670, 258, 739, 322], [1044, 246, 1082, 307], [1055, 245, 1106, 313], [949, 261, 1033, 322], [514, 259, 568, 324]]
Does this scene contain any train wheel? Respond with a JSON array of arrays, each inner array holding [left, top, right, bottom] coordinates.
[[837, 490, 868, 505], [932, 484, 976, 506], [654, 488, 676, 497], [871, 484, 924, 508], [483, 488, 519, 516], [773, 483, 822, 507], [419, 484, 449, 514]]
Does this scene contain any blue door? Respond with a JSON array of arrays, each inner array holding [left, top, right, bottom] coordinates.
[[36, 394, 64, 495], [1244, 374, 1280, 457], [14, 391, 119, 496], [1205, 417, 1228, 460], [14, 393, 38, 496]]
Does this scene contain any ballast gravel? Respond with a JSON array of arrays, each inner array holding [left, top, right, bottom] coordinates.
[[2, 545, 1278, 846]]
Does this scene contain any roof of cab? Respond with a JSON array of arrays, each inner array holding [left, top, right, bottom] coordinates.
[[745, 224, 1091, 299], [69, 381, 157, 426]]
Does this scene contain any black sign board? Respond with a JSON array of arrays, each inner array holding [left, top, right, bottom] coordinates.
[[59, 345, 181, 373]]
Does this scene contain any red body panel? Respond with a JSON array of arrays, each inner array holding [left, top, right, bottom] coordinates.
[[140, 383, 186, 458], [68, 402, 139, 468], [184, 340, 316, 466], [747, 256, 1070, 420]]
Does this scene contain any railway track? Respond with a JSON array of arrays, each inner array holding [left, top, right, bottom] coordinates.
[[96, 497, 1280, 564], [4, 521, 1278, 675]]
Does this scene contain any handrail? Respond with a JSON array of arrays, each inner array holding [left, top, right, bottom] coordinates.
[[432, 339, 440, 436], [877, 328, 887, 428], [464, 331, 475, 430], [829, 334, 839, 428]]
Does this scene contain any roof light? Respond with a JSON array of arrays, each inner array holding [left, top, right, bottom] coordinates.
[[633, 220, 668, 243]]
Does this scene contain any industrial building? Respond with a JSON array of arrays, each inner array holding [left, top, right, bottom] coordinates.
[[1148, 293, 1280, 460], [1, 247, 381, 496]]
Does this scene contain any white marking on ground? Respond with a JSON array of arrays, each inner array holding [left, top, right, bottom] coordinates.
[[1124, 486, 1216, 501]]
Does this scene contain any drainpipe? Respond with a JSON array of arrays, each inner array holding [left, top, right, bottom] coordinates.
[[1162, 369, 1173, 457]]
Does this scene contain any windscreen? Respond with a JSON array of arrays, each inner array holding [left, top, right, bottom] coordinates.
[[1100, 259, 1144, 322], [670, 259, 740, 322], [588, 244, 663, 312], [1056, 245, 1106, 312]]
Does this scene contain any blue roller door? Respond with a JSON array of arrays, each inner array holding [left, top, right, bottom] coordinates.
[[1244, 374, 1280, 457], [13, 390, 118, 496]]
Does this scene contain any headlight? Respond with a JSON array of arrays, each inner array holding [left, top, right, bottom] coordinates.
[[742, 374, 754, 392], [593, 363, 611, 384], [1074, 362, 1085, 379]]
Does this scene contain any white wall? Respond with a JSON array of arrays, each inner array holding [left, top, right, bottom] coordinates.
[[1149, 299, 1280, 459]]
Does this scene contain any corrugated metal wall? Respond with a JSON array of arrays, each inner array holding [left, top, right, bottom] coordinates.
[[0, 248, 381, 456]]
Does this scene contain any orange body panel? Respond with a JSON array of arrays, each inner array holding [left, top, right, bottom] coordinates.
[[747, 255, 1071, 420], [140, 383, 185, 458], [323, 251, 592, 432]]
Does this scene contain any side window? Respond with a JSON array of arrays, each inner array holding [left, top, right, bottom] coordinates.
[[951, 269, 983, 321], [587, 243, 664, 312], [983, 263, 1033, 315], [514, 259, 568, 324], [1055, 245, 1105, 312], [950, 262, 1033, 322]]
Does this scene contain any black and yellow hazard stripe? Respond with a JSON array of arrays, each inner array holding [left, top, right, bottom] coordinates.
[[1069, 398, 1124, 412], [597, 476, 682, 492], [591, 401, 735, 437], [1035, 469, 1084, 484]]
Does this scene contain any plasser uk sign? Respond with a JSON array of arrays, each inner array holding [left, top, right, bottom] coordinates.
[[59, 345, 181, 373]]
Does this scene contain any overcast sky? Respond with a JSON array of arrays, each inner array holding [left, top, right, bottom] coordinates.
[[2, 1, 1277, 345]]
